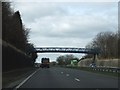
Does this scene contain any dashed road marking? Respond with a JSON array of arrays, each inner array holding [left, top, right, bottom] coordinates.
[[66, 74, 69, 76], [61, 72, 63, 74], [75, 78, 80, 82]]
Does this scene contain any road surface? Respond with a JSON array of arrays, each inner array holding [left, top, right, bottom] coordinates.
[[17, 67, 118, 88]]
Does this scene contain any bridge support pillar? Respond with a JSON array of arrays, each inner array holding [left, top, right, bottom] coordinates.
[[92, 54, 96, 64]]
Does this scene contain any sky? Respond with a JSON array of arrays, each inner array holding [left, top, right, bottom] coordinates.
[[11, 0, 118, 63]]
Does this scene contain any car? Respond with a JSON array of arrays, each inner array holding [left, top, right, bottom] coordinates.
[[89, 63, 96, 67]]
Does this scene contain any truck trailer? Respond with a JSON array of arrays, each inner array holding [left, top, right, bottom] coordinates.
[[40, 58, 50, 68]]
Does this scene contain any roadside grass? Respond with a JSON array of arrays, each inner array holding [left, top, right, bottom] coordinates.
[[64, 66, 119, 77], [2, 67, 38, 88]]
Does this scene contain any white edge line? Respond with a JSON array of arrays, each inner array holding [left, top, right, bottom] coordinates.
[[75, 78, 80, 81], [15, 69, 39, 89]]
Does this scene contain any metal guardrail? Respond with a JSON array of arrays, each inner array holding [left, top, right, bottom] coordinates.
[[91, 67, 120, 73]]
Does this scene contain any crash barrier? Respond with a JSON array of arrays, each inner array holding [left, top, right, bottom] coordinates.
[[91, 67, 120, 73], [2, 40, 33, 72], [66, 66, 120, 73]]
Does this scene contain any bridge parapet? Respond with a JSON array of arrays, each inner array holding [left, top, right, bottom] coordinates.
[[34, 47, 100, 54]]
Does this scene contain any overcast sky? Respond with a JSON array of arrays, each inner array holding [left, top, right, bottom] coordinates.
[[11, 1, 118, 63]]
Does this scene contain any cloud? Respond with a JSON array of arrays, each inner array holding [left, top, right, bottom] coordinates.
[[12, 2, 68, 23], [29, 36, 92, 48], [10, 0, 119, 2], [28, 13, 117, 39], [12, 2, 117, 23], [12, 2, 118, 61]]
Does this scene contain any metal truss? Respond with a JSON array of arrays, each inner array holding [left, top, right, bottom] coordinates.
[[34, 47, 99, 54]]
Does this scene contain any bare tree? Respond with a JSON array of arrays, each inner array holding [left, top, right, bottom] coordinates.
[[85, 31, 118, 59], [56, 54, 79, 65]]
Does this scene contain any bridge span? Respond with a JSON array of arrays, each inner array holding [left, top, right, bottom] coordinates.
[[34, 47, 100, 54]]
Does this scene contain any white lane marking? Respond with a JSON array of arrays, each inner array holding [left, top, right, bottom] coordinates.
[[75, 78, 80, 82], [61, 72, 63, 74], [66, 74, 69, 76], [15, 69, 39, 89]]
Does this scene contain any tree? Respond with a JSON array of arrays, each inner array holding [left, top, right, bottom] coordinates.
[[51, 61, 57, 66], [56, 54, 79, 65], [26, 43, 38, 64], [2, 2, 38, 70], [84, 31, 118, 59], [56, 55, 65, 65], [117, 30, 120, 58], [2, 2, 30, 52], [2, 2, 13, 42]]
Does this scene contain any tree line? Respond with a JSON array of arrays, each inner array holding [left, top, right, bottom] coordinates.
[[84, 31, 119, 59], [56, 54, 79, 65], [2, 2, 38, 71], [56, 31, 119, 65]]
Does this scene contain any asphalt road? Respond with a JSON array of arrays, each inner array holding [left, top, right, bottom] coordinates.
[[18, 67, 118, 88]]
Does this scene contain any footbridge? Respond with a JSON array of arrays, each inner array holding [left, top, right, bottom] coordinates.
[[33, 47, 100, 63], [34, 47, 100, 54]]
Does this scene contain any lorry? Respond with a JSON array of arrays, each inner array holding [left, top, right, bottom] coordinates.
[[71, 60, 78, 67], [40, 58, 50, 68]]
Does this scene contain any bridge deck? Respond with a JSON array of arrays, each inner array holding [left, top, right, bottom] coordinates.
[[34, 47, 100, 54]]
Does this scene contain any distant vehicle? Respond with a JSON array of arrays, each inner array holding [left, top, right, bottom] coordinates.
[[40, 58, 50, 68], [34, 63, 40, 68], [71, 60, 78, 66], [89, 63, 96, 68]]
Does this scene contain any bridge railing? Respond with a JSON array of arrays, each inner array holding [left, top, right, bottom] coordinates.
[[35, 47, 100, 54], [66, 65, 120, 73]]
